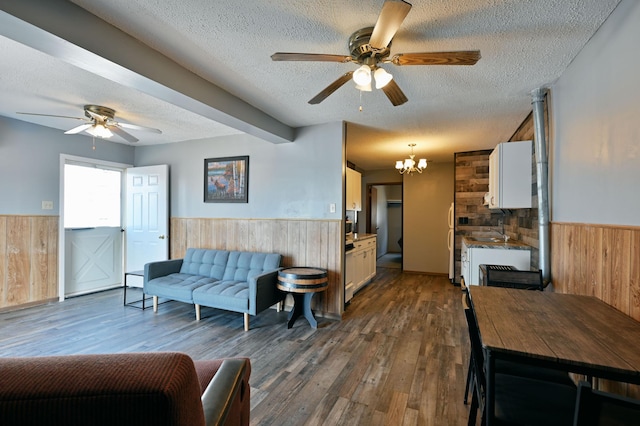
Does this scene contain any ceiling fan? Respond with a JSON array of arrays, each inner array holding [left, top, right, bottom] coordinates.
[[16, 104, 162, 143], [271, 0, 480, 106]]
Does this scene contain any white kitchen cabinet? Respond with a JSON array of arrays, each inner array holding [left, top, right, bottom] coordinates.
[[488, 140, 532, 209], [346, 167, 362, 211], [348, 236, 376, 294], [461, 239, 530, 286], [345, 251, 355, 302]]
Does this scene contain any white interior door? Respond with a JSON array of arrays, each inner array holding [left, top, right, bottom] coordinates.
[[65, 227, 122, 296], [125, 165, 169, 287], [63, 162, 123, 297]]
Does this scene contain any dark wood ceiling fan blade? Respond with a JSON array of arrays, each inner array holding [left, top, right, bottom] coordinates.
[[271, 52, 352, 62], [64, 123, 92, 134], [308, 71, 355, 105], [381, 79, 408, 106], [110, 126, 139, 143], [392, 50, 481, 66], [369, 0, 412, 49]]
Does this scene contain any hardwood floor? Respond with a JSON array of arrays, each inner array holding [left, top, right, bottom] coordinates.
[[0, 268, 470, 425]]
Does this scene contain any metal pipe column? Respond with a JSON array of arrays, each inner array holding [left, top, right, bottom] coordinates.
[[531, 88, 551, 285]]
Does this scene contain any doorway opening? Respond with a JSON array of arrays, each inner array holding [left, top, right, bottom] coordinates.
[[366, 183, 402, 270], [59, 155, 130, 299]]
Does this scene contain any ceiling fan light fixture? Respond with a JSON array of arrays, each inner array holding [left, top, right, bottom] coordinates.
[[374, 67, 393, 89], [353, 65, 372, 86], [86, 123, 113, 139], [355, 81, 372, 92]]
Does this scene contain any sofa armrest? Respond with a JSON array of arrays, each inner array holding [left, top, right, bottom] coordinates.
[[144, 259, 183, 284], [201, 358, 250, 426], [249, 268, 284, 314]]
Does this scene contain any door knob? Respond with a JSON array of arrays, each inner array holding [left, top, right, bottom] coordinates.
[[158, 235, 166, 239]]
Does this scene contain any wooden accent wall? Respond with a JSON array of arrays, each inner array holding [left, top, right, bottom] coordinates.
[[0, 215, 59, 310], [551, 222, 640, 320], [170, 217, 344, 318], [552, 221, 640, 397], [453, 150, 491, 283], [507, 110, 542, 266]]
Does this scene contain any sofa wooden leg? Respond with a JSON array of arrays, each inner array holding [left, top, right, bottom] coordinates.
[[153, 296, 158, 312], [195, 304, 201, 321], [244, 313, 249, 331]]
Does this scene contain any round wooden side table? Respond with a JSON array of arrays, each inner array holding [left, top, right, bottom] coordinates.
[[277, 267, 328, 329]]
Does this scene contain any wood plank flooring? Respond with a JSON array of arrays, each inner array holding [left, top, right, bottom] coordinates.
[[0, 267, 471, 425]]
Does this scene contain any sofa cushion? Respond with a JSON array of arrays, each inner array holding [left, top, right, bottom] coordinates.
[[180, 248, 229, 280], [222, 252, 281, 281], [0, 352, 205, 426], [146, 273, 221, 303], [193, 281, 250, 312]]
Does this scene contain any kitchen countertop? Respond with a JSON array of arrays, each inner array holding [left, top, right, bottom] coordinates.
[[462, 236, 531, 250], [351, 233, 376, 242], [346, 233, 376, 254]]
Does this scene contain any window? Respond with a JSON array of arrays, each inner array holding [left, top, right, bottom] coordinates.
[[64, 164, 121, 228]]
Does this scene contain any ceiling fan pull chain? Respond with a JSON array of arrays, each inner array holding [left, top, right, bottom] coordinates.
[[92, 136, 96, 150], [359, 90, 363, 112]]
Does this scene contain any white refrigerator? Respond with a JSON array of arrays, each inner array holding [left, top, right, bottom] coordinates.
[[447, 202, 454, 281]]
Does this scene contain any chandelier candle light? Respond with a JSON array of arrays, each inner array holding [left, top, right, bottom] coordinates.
[[396, 143, 427, 175]]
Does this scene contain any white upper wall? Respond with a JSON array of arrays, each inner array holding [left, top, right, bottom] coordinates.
[[134, 122, 344, 219], [551, 0, 640, 226]]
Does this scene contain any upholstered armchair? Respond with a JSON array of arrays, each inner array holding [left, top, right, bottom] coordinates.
[[0, 352, 250, 426]]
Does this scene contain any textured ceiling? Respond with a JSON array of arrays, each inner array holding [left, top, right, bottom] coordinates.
[[0, 0, 621, 170]]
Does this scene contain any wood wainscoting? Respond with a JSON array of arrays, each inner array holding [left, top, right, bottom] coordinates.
[[552, 221, 640, 398], [170, 217, 343, 318], [0, 215, 59, 310], [551, 222, 640, 320]]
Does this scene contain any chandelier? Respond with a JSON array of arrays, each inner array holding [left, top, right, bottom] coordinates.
[[395, 143, 427, 175]]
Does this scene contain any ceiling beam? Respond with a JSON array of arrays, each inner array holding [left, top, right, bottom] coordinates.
[[0, 0, 295, 144]]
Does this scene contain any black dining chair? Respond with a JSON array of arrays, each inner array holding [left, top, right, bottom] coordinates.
[[463, 296, 577, 426], [482, 265, 543, 290], [573, 381, 640, 426], [463, 269, 547, 406], [461, 290, 575, 406]]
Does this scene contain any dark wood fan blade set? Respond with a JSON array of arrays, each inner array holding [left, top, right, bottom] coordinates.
[[16, 104, 161, 143], [271, 0, 480, 106]]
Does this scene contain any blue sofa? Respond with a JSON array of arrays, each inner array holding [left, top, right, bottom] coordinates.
[[144, 248, 283, 331]]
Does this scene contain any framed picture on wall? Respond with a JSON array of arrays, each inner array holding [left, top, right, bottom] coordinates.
[[204, 155, 249, 203]]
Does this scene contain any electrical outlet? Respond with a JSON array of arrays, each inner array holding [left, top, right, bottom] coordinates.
[[329, 203, 336, 213], [42, 201, 54, 210]]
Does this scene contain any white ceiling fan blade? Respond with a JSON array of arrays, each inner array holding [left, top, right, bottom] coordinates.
[[85, 109, 106, 122], [369, 0, 412, 49], [64, 123, 93, 134], [110, 126, 139, 143], [115, 121, 162, 134], [16, 112, 87, 121]]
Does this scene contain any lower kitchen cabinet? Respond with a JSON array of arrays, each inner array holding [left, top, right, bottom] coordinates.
[[348, 236, 377, 298], [461, 238, 531, 286]]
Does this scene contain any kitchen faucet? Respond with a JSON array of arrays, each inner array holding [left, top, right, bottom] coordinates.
[[492, 218, 510, 242]]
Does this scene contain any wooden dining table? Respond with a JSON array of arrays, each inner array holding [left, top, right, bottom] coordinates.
[[468, 285, 640, 426]]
